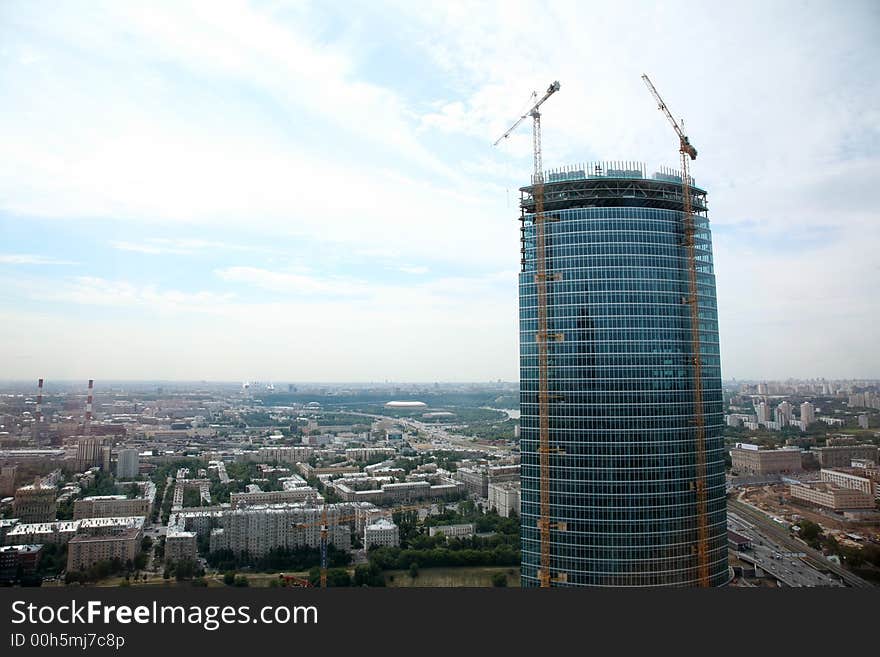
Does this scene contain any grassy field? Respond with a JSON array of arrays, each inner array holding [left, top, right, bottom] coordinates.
[[384, 566, 519, 587]]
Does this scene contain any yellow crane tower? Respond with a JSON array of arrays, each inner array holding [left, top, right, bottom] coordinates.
[[641, 73, 710, 587], [495, 80, 561, 588]]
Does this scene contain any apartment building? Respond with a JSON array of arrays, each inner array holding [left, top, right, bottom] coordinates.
[[364, 518, 400, 549], [730, 445, 802, 475], [12, 480, 57, 523], [488, 481, 521, 518], [67, 527, 142, 572]]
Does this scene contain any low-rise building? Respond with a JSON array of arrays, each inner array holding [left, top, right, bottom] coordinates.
[[789, 482, 875, 510], [814, 445, 879, 468], [428, 523, 475, 539], [730, 444, 802, 475], [0, 544, 42, 582], [821, 468, 877, 499]]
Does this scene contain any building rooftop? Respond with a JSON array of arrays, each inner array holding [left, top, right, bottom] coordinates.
[[68, 528, 141, 543], [366, 518, 397, 530], [520, 160, 708, 214], [0, 544, 42, 554]]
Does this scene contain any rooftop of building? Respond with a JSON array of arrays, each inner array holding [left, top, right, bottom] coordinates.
[[80, 495, 127, 501], [520, 160, 708, 214], [68, 528, 141, 543], [0, 544, 42, 554], [365, 518, 397, 530]]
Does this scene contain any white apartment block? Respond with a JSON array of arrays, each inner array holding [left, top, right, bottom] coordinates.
[[488, 481, 520, 518], [428, 523, 475, 539], [175, 503, 352, 557], [230, 487, 321, 507], [821, 469, 877, 498], [364, 518, 400, 549], [789, 483, 875, 510]]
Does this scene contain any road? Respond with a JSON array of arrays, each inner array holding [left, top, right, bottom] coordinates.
[[729, 513, 841, 587], [349, 411, 511, 454], [728, 498, 874, 589]]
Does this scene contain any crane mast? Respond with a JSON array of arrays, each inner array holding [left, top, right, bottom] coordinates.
[[641, 73, 710, 587], [496, 80, 560, 588]]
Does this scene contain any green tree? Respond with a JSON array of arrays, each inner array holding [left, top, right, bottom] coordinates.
[[798, 520, 822, 545], [325, 568, 351, 587], [491, 572, 508, 587]]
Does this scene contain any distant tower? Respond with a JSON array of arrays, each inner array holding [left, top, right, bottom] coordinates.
[[775, 401, 792, 427], [800, 401, 815, 427], [116, 448, 140, 479], [35, 378, 44, 425], [83, 379, 94, 434]]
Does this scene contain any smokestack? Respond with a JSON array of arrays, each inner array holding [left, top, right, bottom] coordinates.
[[84, 379, 93, 434], [36, 378, 43, 424]]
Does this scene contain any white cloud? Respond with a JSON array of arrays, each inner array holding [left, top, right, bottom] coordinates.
[[109, 238, 261, 256], [215, 266, 372, 298], [40, 276, 237, 314], [0, 1, 877, 380], [0, 254, 79, 266], [399, 266, 429, 275]]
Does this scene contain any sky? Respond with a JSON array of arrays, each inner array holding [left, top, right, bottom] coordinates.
[[1, 0, 878, 382]]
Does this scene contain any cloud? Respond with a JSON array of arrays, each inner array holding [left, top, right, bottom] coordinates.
[[40, 276, 236, 314], [215, 266, 371, 297], [399, 266, 429, 275], [109, 238, 261, 256], [0, 1, 877, 380], [0, 254, 79, 266]]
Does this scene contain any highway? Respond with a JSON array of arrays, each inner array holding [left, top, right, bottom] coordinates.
[[729, 513, 841, 587], [728, 498, 874, 589]]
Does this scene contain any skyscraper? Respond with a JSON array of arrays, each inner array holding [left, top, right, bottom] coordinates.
[[519, 162, 728, 587]]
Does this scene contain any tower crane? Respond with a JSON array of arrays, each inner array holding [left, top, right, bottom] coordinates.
[[641, 73, 710, 587], [495, 80, 561, 588]]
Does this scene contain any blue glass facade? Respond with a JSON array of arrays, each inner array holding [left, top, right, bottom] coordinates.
[[519, 168, 729, 587]]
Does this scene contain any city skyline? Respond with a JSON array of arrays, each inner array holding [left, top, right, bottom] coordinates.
[[1, 1, 879, 382]]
